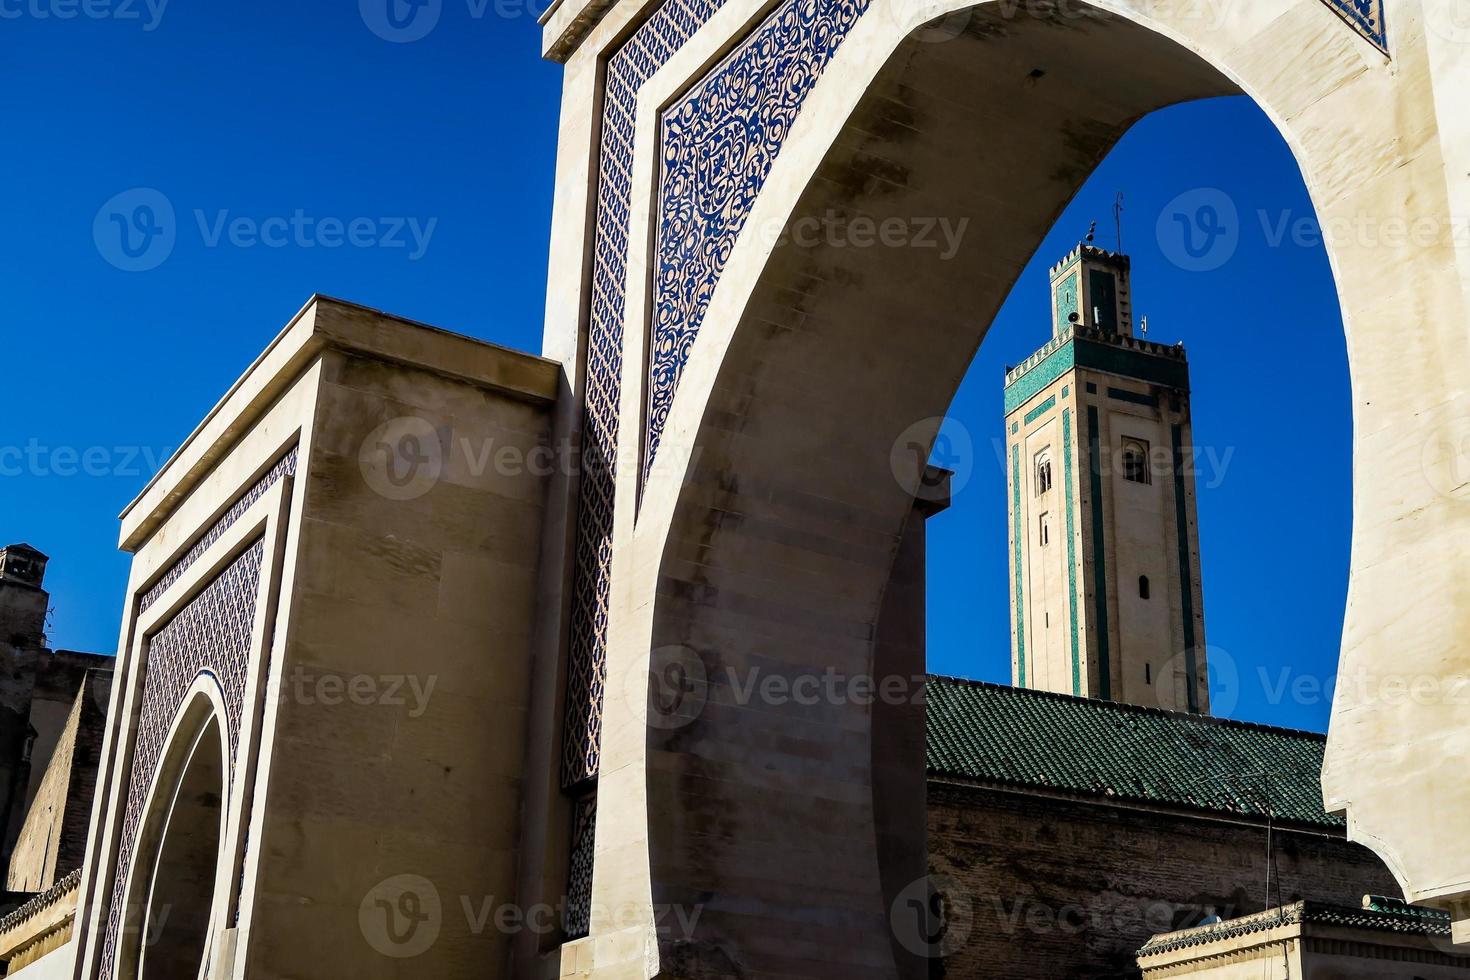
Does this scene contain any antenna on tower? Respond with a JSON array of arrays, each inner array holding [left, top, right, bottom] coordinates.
[[1114, 192, 1125, 252], [1141, 315, 1149, 338]]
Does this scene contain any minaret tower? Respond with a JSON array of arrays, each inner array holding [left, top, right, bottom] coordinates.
[[1003, 243, 1209, 714]]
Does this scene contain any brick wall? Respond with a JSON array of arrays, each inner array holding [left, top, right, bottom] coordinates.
[[928, 780, 1398, 979], [7, 669, 111, 891]]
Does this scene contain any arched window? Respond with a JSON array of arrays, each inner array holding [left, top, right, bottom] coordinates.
[[1139, 575, 1150, 600], [1122, 438, 1151, 484], [1035, 451, 1053, 495]]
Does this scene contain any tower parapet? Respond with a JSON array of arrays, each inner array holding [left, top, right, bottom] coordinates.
[[0, 546, 48, 591]]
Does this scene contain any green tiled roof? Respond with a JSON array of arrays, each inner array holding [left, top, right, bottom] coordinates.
[[926, 675, 1341, 829], [1137, 899, 1454, 956]]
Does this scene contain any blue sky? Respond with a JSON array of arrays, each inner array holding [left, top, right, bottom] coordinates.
[[1, 6, 1349, 731]]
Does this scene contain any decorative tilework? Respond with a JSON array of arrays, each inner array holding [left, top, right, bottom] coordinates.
[[1023, 395, 1056, 426], [1171, 423, 1200, 713], [1322, 0, 1387, 53], [1062, 410, 1080, 696], [644, 0, 871, 478], [1011, 445, 1025, 687], [100, 540, 265, 980], [563, 791, 598, 939], [561, 0, 734, 792], [1053, 271, 1079, 334], [1006, 339, 1076, 415], [1005, 329, 1188, 415], [1085, 407, 1111, 701], [139, 449, 297, 613]]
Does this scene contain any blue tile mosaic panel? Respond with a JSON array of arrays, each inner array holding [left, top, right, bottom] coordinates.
[[562, 0, 736, 792], [99, 540, 265, 979], [1324, 0, 1387, 53], [139, 449, 297, 612], [645, 0, 871, 477]]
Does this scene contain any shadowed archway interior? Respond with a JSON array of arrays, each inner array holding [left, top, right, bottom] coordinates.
[[134, 715, 224, 980]]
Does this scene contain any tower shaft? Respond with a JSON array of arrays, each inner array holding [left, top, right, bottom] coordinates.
[[1004, 245, 1208, 714]]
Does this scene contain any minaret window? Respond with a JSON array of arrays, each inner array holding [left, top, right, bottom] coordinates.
[[1139, 575, 1151, 600], [1122, 439, 1151, 484], [1035, 453, 1053, 495], [1039, 513, 1051, 547]]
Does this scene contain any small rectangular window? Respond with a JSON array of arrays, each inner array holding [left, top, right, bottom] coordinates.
[[1039, 512, 1050, 547]]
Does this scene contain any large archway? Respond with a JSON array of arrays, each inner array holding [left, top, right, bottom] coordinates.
[[584, 0, 1470, 976]]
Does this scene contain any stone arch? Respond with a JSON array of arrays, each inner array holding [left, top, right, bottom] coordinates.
[[116, 681, 230, 980], [593, 0, 1470, 976]]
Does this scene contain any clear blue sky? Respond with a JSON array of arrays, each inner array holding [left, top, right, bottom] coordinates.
[[1, 6, 1349, 731]]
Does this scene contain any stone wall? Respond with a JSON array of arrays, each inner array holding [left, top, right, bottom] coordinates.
[[73, 298, 562, 980], [9, 669, 111, 891], [929, 781, 1398, 979]]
